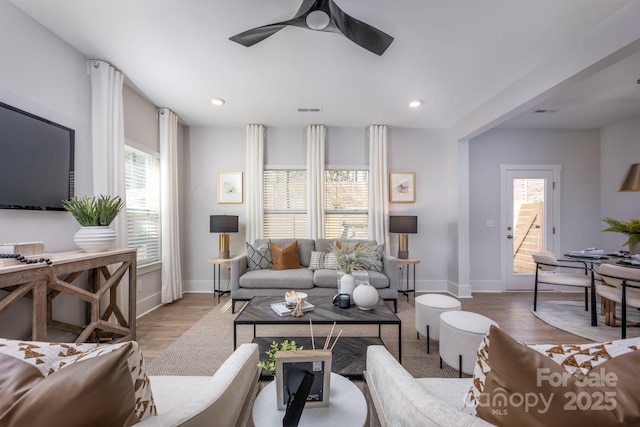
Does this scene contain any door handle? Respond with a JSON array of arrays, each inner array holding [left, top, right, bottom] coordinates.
[[507, 234, 513, 239]]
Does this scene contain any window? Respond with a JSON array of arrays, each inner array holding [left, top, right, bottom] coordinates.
[[324, 170, 368, 239], [124, 144, 160, 266], [263, 170, 307, 238]]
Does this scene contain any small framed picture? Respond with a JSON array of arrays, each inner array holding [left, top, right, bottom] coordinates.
[[217, 172, 243, 204], [389, 172, 415, 203], [275, 350, 332, 410]]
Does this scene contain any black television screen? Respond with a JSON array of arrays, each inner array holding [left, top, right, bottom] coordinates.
[[0, 101, 75, 210]]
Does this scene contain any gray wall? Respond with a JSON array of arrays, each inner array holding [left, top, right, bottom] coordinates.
[[182, 126, 451, 293]]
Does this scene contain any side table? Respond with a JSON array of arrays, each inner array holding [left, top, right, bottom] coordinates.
[[398, 257, 420, 302], [252, 372, 366, 427], [207, 257, 233, 303]]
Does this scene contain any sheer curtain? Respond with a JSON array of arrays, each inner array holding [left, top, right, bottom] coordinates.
[[368, 125, 390, 250], [245, 124, 265, 243], [88, 60, 130, 319], [158, 108, 183, 303], [307, 125, 326, 239]]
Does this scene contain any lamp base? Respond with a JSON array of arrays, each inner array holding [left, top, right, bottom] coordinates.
[[397, 250, 409, 260], [398, 234, 409, 259], [219, 250, 230, 259], [218, 233, 230, 259]]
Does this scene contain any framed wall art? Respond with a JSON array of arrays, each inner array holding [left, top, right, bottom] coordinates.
[[217, 171, 243, 204], [389, 172, 415, 203]]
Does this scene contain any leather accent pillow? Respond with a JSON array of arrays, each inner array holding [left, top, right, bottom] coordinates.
[[271, 241, 302, 270], [474, 326, 640, 426], [246, 242, 272, 270], [0, 339, 156, 424], [308, 251, 338, 270]]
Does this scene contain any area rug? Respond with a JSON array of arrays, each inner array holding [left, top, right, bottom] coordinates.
[[148, 297, 464, 379], [531, 300, 640, 342]]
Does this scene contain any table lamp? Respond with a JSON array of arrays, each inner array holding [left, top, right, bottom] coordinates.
[[617, 163, 640, 192], [210, 215, 238, 259], [389, 216, 418, 259]]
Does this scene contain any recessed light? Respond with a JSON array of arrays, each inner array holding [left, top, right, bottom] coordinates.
[[409, 100, 423, 108], [211, 98, 225, 106]]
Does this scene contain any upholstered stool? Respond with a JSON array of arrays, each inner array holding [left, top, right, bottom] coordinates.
[[439, 311, 498, 377], [414, 294, 461, 354]]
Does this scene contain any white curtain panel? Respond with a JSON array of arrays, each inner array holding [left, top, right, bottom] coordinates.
[[306, 124, 326, 239], [368, 125, 390, 250], [158, 108, 183, 303], [88, 60, 129, 319], [245, 124, 265, 244]]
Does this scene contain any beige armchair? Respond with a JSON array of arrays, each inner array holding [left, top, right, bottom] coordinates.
[[531, 251, 596, 325], [596, 264, 640, 339]]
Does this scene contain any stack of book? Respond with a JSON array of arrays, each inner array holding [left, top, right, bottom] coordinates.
[[271, 301, 315, 317]]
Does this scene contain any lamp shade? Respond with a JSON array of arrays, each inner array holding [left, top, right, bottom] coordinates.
[[210, 215, 239, 233], [389, 216, 418, 234], [617, 163, 640, 192]]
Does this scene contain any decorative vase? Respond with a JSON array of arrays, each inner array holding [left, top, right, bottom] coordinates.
[[339, 273, 356, 298], [352, 282, 379, 310], [73, 226, 117, 253]]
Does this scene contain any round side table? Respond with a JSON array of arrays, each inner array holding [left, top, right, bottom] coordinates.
[[252, 373, 366, 427]]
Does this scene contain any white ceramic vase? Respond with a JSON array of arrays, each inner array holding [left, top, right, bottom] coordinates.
[[73, 226, 117, 253], [339, 273, 356, 298], [352, 282, 379, 310]]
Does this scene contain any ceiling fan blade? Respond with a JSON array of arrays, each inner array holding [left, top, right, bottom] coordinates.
[[328, 0, 393, 55], [229, 23, 288, 47]]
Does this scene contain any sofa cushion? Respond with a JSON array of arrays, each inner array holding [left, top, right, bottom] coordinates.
[[271, 241, 302, 270], [246, 242, 273, 270], [239, 268, 314, 289], [309, 251, 338, 270], [0, 339, 156, 425], [472, 326, 640, 426], [255, 238, 315, 267]]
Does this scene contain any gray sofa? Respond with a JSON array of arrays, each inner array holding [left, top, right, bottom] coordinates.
[[229, 238, 398, 313]]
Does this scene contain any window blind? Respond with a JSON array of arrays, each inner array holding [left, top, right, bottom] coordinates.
[[263, 169, 307, 238], [324, 170, 369, 239]]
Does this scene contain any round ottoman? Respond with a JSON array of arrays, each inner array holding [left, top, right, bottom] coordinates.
[[414, 294, 461, 354], [439, 311, 498, 377]]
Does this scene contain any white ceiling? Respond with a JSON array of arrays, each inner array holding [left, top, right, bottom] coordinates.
[[9, 0, 640, 130]]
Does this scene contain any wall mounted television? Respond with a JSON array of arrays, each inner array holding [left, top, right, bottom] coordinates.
[[0, 101, 75, 210]]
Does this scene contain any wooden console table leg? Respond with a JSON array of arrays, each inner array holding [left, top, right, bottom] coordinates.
[[33, 280, 47, 341]]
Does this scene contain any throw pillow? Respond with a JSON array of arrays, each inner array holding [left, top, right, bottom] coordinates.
[[271, 241, 302, 270], [308, 251, 338, 270], [246, 242, 272, 270], [471, 326, 640, 426], [0, 339, 157, 425], [365, 244, 385, 272]]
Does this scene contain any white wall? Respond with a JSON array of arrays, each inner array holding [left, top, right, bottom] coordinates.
[[600, 115, 640, 250], [468, 128, 602, 290], [182, 125, 450, 293]]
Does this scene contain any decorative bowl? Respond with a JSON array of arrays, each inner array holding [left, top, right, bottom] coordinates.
[[285, 291, 307, 307]]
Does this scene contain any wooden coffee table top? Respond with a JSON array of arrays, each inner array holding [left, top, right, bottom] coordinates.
[[234, 296, 400, 325]]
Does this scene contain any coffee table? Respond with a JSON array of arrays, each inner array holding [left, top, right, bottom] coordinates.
[[233, 296, 401, 378], [252, 372, 366, 427]]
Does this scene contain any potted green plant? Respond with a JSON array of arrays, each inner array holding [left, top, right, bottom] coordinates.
[[257, 340, 303, 376], [62, 195, 125, 252], [602, 217, 640, 254]]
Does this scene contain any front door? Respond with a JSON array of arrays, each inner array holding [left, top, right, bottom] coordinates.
[[501, 165, 560, 290]]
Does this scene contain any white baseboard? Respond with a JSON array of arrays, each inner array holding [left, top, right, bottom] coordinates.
[[183, 280, 217, 293], [136, 292, 163, 318], [468, 280, 506, 293]]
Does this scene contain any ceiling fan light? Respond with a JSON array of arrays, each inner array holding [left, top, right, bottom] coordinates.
[[409, 100, 423, 108], [306, 10, 330, 30], [211, 98, 225, 106]]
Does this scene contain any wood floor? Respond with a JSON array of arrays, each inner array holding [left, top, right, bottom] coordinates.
[[136, 291, 590, 364]]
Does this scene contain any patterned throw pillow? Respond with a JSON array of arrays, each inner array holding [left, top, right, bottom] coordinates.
[[0, 339, 156, 423], [465, 326, 640, 417], [246, 242, 272, 270], [308, 251, 338, 270], [365, 244, 385, 272]]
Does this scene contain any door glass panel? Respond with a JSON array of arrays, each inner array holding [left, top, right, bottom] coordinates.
[[512, 178, 545, 274]]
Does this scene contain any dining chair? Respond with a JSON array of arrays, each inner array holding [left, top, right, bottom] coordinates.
[[531, 251, 596, 326], [596, 263, 640, 338]]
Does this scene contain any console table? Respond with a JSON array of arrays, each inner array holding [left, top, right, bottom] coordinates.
[[207, 257, 234, 303], [0, 249, 137, 343]]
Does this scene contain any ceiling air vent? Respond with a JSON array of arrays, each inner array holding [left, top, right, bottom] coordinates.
[[297, 107, 323, 112], [533, 109, 558, 113]]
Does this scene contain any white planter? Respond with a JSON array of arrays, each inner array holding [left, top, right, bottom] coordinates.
[[339, 273, 356, 298], [352, 282, 379, 310], [73, 226, 117, 253]]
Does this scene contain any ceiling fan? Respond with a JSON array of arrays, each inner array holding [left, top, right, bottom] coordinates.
[[229, 0, 394, 56]]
